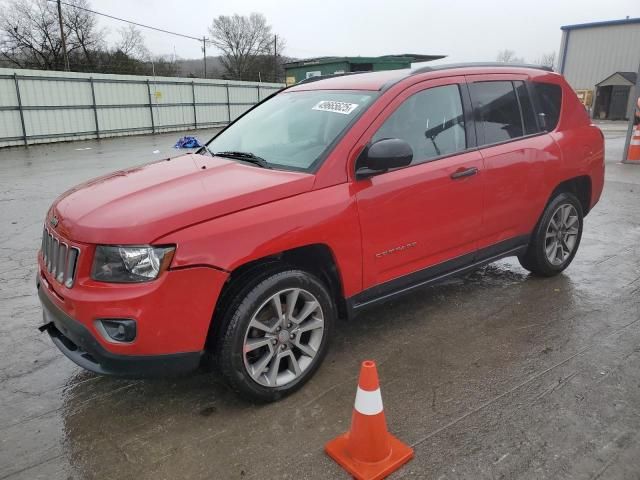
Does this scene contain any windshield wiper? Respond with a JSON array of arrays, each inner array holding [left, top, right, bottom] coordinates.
[[198, 143, 215, 157], [213, 151, 272, 169]]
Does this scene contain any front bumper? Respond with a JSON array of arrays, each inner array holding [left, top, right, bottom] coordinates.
[[38, 283, 202, 377]]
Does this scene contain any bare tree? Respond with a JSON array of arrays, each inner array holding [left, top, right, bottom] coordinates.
[[0, 0, 101, 69], [0, 0, 62, 68], [208, 13, 280, 80], [535, 51, 556, 70], [64, 0, 104, 65], [0, 0, 253, 78], [116, 25, 149, 60], [149, 53, 178, 76], [496, 49, 525, 64]]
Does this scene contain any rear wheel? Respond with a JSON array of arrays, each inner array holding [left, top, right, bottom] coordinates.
[[518, 192, 583, 276], [216, 269, 334, 402]]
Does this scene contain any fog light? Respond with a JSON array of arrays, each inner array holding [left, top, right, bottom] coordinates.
[[96, 319, 136, 343]]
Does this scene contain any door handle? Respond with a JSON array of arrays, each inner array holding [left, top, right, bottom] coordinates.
[[450, 167, 478, 180]]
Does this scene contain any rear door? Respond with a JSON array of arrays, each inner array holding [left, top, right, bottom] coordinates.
[[466, 74, 555, 254], [352, 77, 485, 291]]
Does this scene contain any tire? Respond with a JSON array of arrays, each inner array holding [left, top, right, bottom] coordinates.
[[216, 268, 335, 402], [518, 192, 584, 277]]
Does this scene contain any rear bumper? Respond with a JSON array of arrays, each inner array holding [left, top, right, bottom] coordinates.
[[38, 281, 202, 377]]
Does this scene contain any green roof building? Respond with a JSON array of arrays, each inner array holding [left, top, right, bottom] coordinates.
[[283, 54, 446, 85]]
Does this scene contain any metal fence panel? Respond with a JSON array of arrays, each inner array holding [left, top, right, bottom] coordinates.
[[229, 85, 260, 104], [154, 105, 195, 128], [195, 105, 230, 125], [0, 68, 283, 147], [230, 104, 253, 121], [98, 107, 151, 132], [0, 111, 23, 140], [20, 78, 92, 107], [151, 83, 192, 104], [25, 107, 95, 135], [95, 81, 147, 105], [0, 77, 18, 106], [194, 84, 227, 103]]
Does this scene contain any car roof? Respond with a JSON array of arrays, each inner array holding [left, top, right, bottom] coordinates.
[[286, 63, 558, 92]]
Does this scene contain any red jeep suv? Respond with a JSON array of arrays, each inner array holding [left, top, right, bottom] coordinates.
[[38, 64, 604, 401]]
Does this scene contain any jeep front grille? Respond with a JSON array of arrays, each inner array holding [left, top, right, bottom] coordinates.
[[41, 227, 79, 288]]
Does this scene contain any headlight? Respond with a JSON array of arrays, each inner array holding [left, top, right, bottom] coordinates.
[[91, 245, 175, 283]]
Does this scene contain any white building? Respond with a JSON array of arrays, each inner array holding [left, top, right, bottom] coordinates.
[[558, 18, 640, 120]]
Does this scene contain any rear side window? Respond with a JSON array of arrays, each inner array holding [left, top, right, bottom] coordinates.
[[372, 84, 466, 164], [531, 82, 562, 131], [470, 81, 523, 145]]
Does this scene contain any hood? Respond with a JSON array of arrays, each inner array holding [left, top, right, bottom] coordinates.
[[50, 154, 315, 244]]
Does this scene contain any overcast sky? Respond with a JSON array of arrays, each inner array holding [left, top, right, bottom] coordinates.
[[97, 0, 639, 65]]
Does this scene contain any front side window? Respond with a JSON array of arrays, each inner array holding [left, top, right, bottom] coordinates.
[[206, 90, 376, 171], [372, 84, 466, 165], [470, 81, 524, 145]]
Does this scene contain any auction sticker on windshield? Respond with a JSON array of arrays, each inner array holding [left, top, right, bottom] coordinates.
[[312, 101, 359, 115]]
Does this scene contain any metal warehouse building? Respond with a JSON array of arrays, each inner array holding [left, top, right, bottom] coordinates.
[[283, 54, 445, 85], [558, 17, 640, 120]]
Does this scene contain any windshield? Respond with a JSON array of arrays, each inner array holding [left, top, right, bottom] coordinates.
[[204, 90, 376, 171]]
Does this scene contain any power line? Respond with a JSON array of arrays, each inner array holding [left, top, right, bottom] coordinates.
[[49, 0, 211, 77], [50, 0, 206, 42], [56, 0, 70, 70]]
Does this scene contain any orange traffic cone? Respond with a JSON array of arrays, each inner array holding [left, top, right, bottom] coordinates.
[[627, 125, 640, 163], [325, 360, 413, 480]]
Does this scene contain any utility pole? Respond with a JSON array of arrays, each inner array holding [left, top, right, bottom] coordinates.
[[57, 0, 70, 71], [622, 59, 640, 163], [202, 36, 207, 79], [273, 35, 278, 83]]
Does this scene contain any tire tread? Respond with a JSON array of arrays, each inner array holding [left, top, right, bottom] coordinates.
[[518, 192, 583, 276], [215, 268, 334, 402]]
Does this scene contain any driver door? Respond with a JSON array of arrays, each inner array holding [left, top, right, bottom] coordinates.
[[352, 77, 485, 293]]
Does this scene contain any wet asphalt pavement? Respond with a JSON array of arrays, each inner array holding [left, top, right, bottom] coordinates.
[[1, 126, 639, 480]]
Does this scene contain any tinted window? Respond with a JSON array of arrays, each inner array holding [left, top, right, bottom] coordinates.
[[372, 84, 466, 164], [514, 81, 538, 135], [470, 81, 523, 145], [532, 82, 562, 131]]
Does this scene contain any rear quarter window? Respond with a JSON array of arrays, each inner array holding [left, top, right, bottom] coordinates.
[[532, 82, 562, 131]]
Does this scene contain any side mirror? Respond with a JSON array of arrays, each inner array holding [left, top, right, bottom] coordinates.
[[356, 138, 413, 179]]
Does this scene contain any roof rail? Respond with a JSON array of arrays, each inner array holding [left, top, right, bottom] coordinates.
[[295, 71, 368, 85], [411, 62, 554, 76]]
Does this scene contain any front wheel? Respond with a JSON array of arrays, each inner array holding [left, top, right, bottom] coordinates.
[[216, 269, 335, 402], [518, 192, 584, 276]]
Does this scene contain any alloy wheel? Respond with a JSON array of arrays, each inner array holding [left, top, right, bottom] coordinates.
[[242, 288, 324, 388], [545, 203, 579, 266]]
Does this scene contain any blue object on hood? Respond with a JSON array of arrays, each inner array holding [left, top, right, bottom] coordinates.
[[174, 136, 203, 148]]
